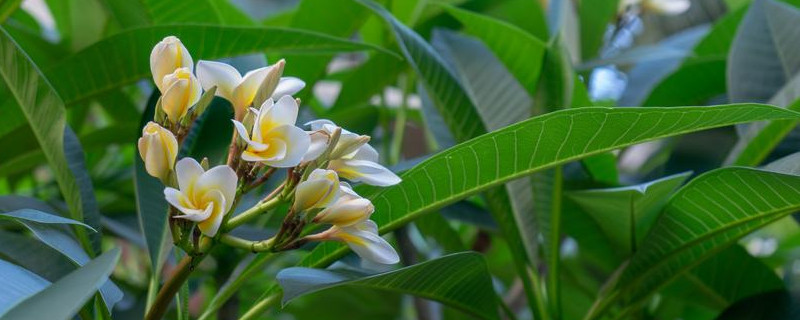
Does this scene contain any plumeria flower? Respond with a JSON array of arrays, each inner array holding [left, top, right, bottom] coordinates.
[[305, 120, 401, 187], [293, 169, 340, 212], [313, 183, 373, 227], [150, 36, 193, 93], [232, 96, 310, 167], [164, 158, 237, 237], [196, 59, 305, 117], [619, 0, 690, 15], [323, 220, 399, 264], [138, 122, 178, 182], [161, 67, 202, 124]]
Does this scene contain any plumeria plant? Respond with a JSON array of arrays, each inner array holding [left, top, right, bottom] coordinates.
[[139, 36, 400, 319]]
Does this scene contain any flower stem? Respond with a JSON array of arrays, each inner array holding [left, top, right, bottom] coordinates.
[[145, 255, 199, 320], [223, 196, 283, 232]]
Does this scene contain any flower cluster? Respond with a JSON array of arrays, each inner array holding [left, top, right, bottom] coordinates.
[[137, 36, 401, 264]]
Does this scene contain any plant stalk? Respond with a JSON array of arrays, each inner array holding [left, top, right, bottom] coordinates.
[[145, 255, 198, 320]]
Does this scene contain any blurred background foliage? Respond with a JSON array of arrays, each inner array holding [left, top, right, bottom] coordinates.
[[2, 0, 800, 319]]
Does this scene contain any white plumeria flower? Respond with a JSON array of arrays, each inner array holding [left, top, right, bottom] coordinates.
[[164, 158, 237, 237], [313, 183, 373, 227], [196, 59, 305, 116], [304, 120, 401, 187], [150, 36, 193, 93], [138, 122, 178, 182], [232, 96, 310, 167], [161, 67, 202, 124], [619, 0, 690, 15], [293, 169, 340, 212], [327, 220, 399, 264]]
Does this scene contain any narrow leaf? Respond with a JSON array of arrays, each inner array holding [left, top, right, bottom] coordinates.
[[0, 248, 120, 320]]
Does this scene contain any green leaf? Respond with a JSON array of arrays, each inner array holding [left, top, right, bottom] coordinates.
[[0, 248, 120, 320], [278, 252, 499, 320], [0, 26, 95, 255], [0, 209, 122, 312], [0, 0, 21, 23], [298, 103, 800, 273], [579, 0, 620, 60], [442, 4, 546, 98], [663, 245, 784, 312], [643, 57, 727, 106], [280, 0, 372, 102], [0, 258, 50, 315], [603, 168, 800, 318], [332, 52, 405, 110], [728, 0, 800, 104], [725, 75, 800, 166], [46, 24, 394, 106], [568, 172, 691, 255]]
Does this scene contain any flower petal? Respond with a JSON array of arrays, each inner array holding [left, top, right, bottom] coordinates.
[[197, 189, 227, 237], [195, 165, 238, 214], [350, 144, 380, 162], [302, 131, 328, 162], [175, 157, 204, 191], [161, 79, 190, 123], [165, 187, 211, 221], [261, 125, 310, 168], [232, 120, 268, 151], [330, 159, 401, 187], [272, 77, 306, 98], [232, 66, 271, 109], [339, 221, 399, 264], [268, 95, 300, 127], [196, 60, 241, 102]]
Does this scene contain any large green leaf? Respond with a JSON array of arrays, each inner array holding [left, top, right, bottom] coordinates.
[[0, 26, 95, 255], [568, 172, 691, 255], [727, 0, 800, 104], [599, 167, 800, 318], [298, 104, 800, 274], [278, 252, 498, 320], [663, 245, 784, 313], [0, 248, 120, 320], [442, 5, 546, 98], [46, 24, 393, 106]]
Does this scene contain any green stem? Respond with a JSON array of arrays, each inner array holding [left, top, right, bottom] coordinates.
[[239, 293, 280, 320], [547, 166, 564, 319], [219, 234, 274, 252], [223, 197, 283, 232], [197, 253, 278, 320], [389, 74, 413, 165], [145, 255, 201, 320]]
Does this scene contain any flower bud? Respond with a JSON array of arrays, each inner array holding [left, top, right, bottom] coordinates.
[[150, 36, 193, 92], [293, 169, 339, 212], [138, 122, 178, 182], [161, 67, 202, 124], [314, 197, 374, 227]]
